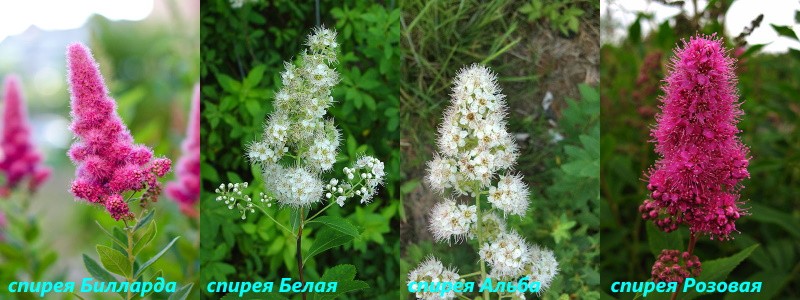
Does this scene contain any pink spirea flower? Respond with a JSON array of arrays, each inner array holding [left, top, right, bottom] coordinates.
[[651, 249, 701, 283], [0, 75, 51, 193], [66, 43, 171, 221], [640, 35, 750, 239], [166, 84, 200, 217]]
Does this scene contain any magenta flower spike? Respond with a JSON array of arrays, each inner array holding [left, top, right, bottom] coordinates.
[[166, 84, 200, 217], [66, 43, 171, 221], [0, 75, 51, 194], [641, 35, 750, 240]]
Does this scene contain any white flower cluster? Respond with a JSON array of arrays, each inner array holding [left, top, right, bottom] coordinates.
[[428, 199, 477, 243], [479, 231, 531, 279], [522, 245, 559, 292], [487, 173, 530, 217], [264, 165, 324, 208], [426, 64, 519, 196], [216, 182, 256, 220], [410, 65, 557, 299], [248, 27, 340, 173], [407, 257, 460, 300], [240, 27, 384, 209], [323, 156, 386, 207]]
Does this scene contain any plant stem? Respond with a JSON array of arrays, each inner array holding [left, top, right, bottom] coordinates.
[[670, 232, 698, 300], [125, 223, 136, 300], [460, 271, 482, 278], [475, 192, 490, 300], [307, 202, 334, 222], [297, 207, 306, 300], [255, 205, 296, 238]]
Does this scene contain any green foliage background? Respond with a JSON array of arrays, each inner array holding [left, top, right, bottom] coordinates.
[[199, 0, 400, 299], [600, 2, 800, 299]]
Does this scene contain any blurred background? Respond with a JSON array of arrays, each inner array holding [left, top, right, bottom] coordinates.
[[0, 0, 199, 298], [601, 1, 800, 299], [400, 0, 600, 299], [199, 0, 400, 299]]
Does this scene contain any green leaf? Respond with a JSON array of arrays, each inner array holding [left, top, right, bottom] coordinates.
[[134, 210, 154, 232], [683, 244, 759, 299], [82, 254, 118, 282], [307, 216, 361, 238], [313, 264, 368, 300], [134, 237, 180, 278], [133, 221, 157, 255], [304, 228, 354, 264], [244, 65, 266, 88], [771, 24, 798, 41], [94, 221, 127, 249], [168, 283, 193, 300], [646, 223, 683, 257], [131, 270, 163, 300], [218, 74, 242, 93], [96, 245, 131, 277]]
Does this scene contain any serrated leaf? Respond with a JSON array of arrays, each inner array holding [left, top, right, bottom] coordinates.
[[313, 264, 368, 300], [304, 228, 354, 264], [683, 244, 759, 299], [96, 245, 130, 277], [307, 216, 360, 238], [83, 254, 118, 282], [134, 237, 180, 278]]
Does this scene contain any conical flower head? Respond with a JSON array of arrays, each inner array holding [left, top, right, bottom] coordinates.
[[166, 84, 201, 217], [426, 64, 519, 196], [66, 43, 171, 221], [0, 75, 51, 192], [644, 35, 749, 239], [247, 26, 341, 175]]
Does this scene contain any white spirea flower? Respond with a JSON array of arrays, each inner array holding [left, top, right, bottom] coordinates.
[[429, 199, 476, 243], [472, 212, 506, 238], [425, 155, 457, 194], [265, 165, 324, 208], [487, 173, 530, 216], [407, 256, 460, 300], [479, 230, 532, 279], [353, 156, 385, 203], [426, 64, 519, 196], [522, 245, 559, 293]]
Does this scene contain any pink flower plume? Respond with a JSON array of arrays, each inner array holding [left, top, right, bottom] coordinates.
[[66, 43, 171, 221], [166, 84, 200, 217], [640, 35, 750, 240], [0, 75, 51, 193]]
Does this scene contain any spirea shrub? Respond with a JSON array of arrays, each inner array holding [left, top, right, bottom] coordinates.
[[408, 64, 559, 300], [166, 84, 201, 217], [641, 35, 749, 285], [66, 42, 193, 298], [0, 75, 51, 194], [215, 27, 384, 298]]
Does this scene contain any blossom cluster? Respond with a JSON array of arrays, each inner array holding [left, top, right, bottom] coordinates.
[[407, 257, 461, 300], [651, 249, 701, 283], [235, 27, 383, 211], [166, 84, 201, 216], [66, 43, 171, 221], [642, 35, 749, 240], [426, 64, 519, 197], [410, 65, 558, 298], [0, 75, 51, 193]]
